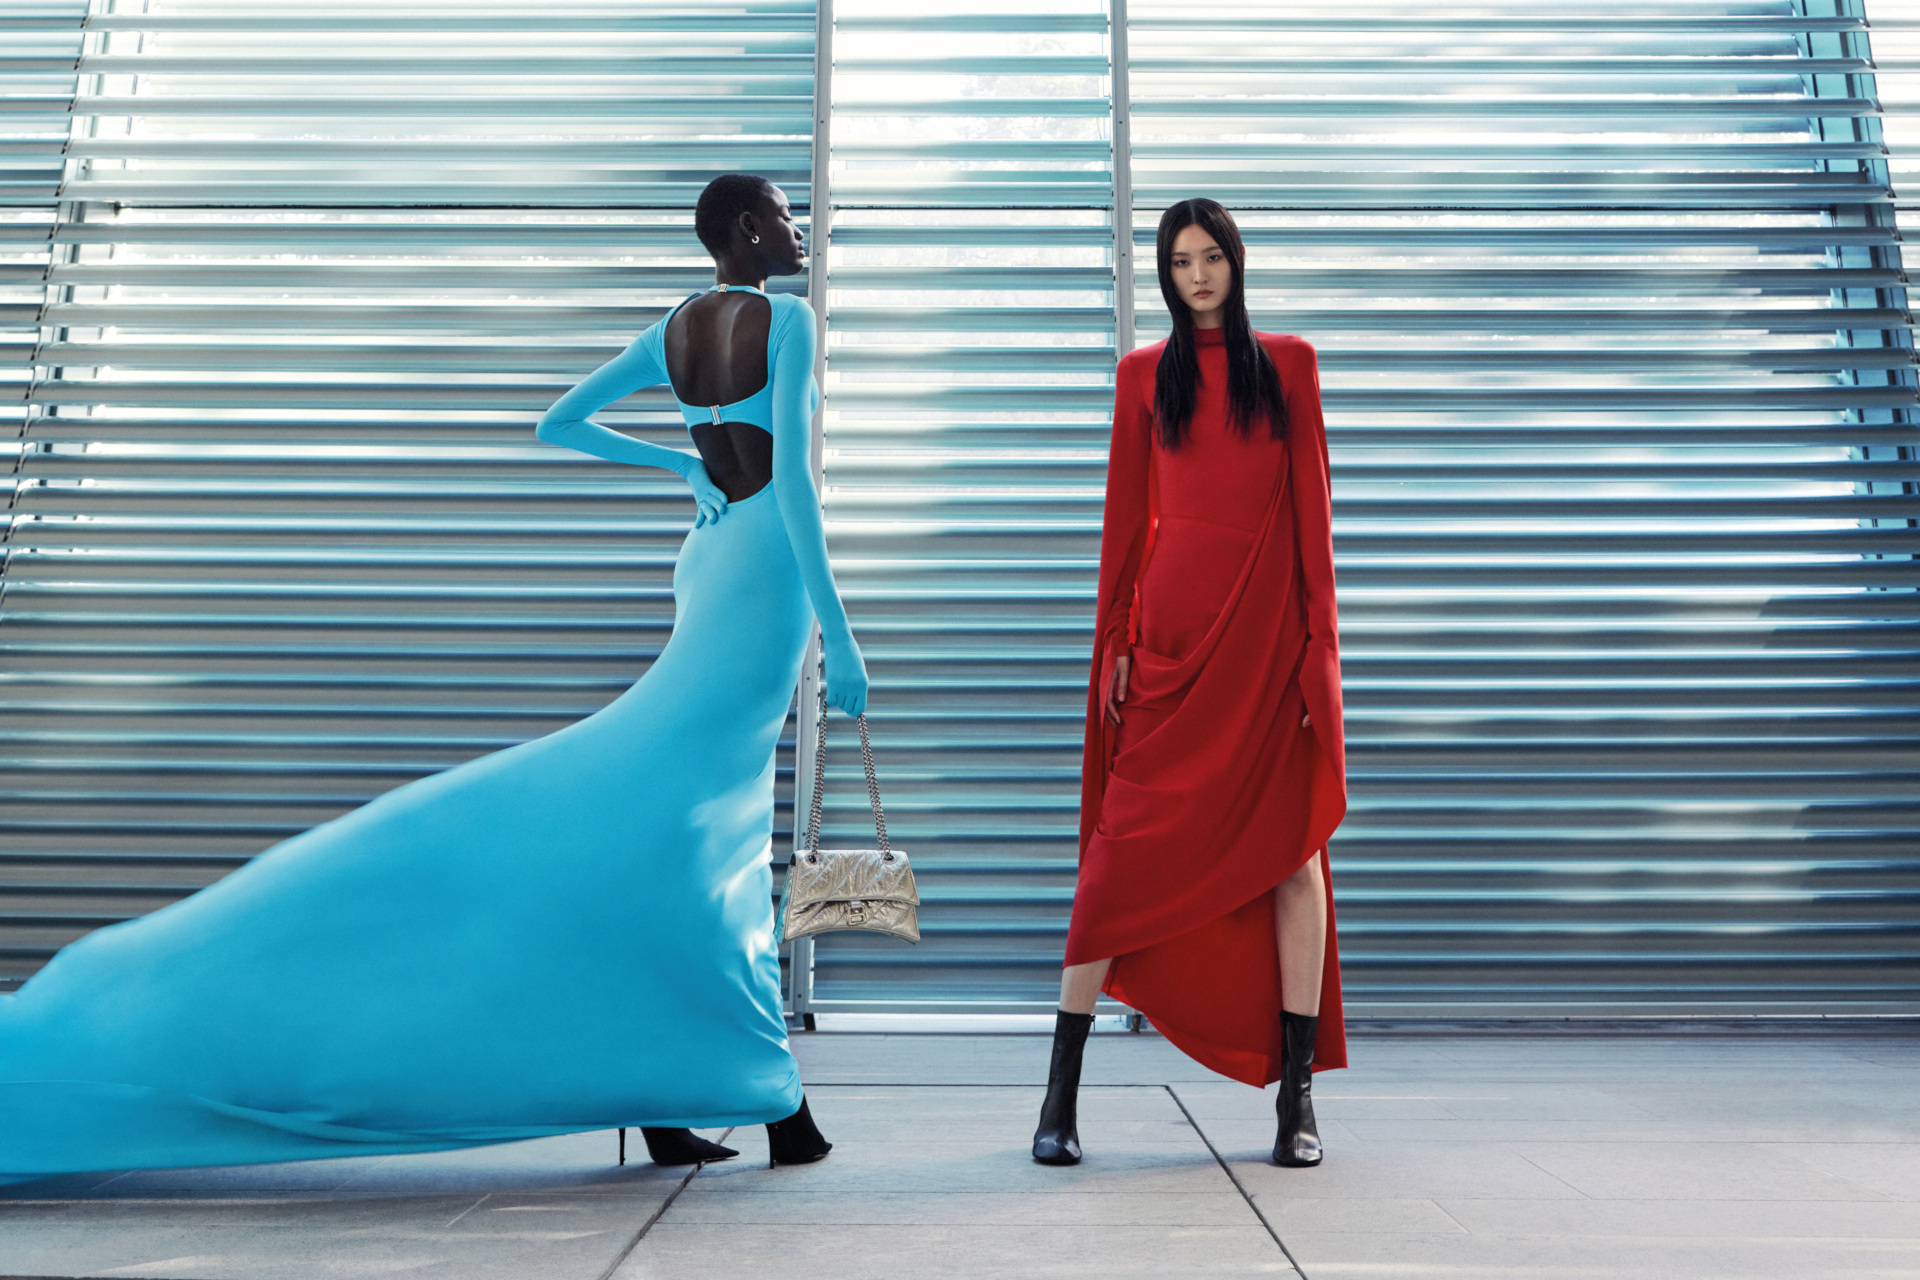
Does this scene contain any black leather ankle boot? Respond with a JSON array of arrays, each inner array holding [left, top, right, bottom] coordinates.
[[1032, 1009, 1094, 1165], [639, 1127, 739, 1167], [1273, 1010, 1322, 1167], [766, 1095, 832, 1167]]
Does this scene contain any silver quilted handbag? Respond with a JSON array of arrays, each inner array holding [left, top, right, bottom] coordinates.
[[779, 699, 920, 944]]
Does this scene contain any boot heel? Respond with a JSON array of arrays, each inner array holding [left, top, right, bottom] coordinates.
[[766, 1095, 832, 1166]]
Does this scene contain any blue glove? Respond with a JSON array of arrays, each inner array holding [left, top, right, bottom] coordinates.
[[684, 460, 728, 528], [823, 633, 869, 718]]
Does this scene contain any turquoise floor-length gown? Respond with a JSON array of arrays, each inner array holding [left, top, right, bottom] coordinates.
[[0, 287, 824, 1183]]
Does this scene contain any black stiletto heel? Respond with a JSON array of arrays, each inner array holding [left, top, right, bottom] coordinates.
[[1032, 1009, 1094, 1165], [639, 1127, 739, 1167], [766, 1095, 832, 1166], [1273, 1010, 1322, 1167]]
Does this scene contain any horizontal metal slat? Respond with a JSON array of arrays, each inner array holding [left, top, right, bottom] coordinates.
[[1127, 55, 1869, 75], [53, 180, 815, 208], [65, 139, 815, 164], [1132, 95, 1878, 120], [68, 54, 817, 76], [65, 94, 813, 118], [80, 8, 821, 35], [1126, 15, 1868, 34]]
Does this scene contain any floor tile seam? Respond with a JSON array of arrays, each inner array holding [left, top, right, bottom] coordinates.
[[639, 1220, 1288, 1231], [1324, 1136, 1920, 1144], [590, 1126, 731, 1280], [1492, 1192, 1909, 1206], [0, 1197, 401, 1206], [1389, 1137, 1920, 1146], [728, 1143, 1215, 1149], [649, 1215, 1261, 1224], [0, 1189, 687, 1212], [1246, 1194, 1902, 1204], [677, 1189, 1246, 1197], [804, 1082, 1170, 1088], [1508, 1151, 1595, 1200], [670, 1190, 1241, 1196], [1426, 1198, 1473, 1235], [442, 1192, 491, 1228], [0, 1187, 690, 1203], [0, 1197, 510, 1205], [1163, 1084, 1307, 1280], [1761, 1137, 1920, 1148], [1420, 1216, 1920, 1241], [1425, 1195, 1920, 1207], [1493, 1138, 1920, 1172]]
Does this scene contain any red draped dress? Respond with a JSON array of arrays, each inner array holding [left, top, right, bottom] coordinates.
[[1065, 325, 1347, 1084]]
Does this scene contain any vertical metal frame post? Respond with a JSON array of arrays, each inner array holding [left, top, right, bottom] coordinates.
[[788, 0, 833, 1021], [1109, 0, 1135, 360], [1107, 0, 1140, 1028]]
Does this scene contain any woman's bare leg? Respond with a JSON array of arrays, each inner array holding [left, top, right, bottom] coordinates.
[[1058, 959, 1112, 1015], [1273, 855, 1327, 1016]]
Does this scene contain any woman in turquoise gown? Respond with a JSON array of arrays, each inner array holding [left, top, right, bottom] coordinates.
[[0, 173, 863, 1183]]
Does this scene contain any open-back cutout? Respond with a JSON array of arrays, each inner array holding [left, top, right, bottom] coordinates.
[[688, 422, 776, 503], [663, 290, 776, 501], [663, 290, 772, 409]]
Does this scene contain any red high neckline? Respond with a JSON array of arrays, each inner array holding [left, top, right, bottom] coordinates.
[[1193, 324, 1227, 346]]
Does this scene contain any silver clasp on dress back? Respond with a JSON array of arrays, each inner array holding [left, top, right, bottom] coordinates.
[[709, 405, 723, 425]]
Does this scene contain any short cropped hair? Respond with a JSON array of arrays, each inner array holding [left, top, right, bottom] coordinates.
[[695, 173, 776, 256]]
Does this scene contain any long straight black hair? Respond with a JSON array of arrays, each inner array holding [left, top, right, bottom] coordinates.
[[1152, 198, 1287, 450]]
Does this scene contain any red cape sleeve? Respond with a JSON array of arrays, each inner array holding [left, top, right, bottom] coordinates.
[[1280, 337, 1346, 785], [1079, 350, 1154, 855]]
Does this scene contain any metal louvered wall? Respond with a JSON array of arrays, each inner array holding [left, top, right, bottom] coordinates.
[[0, 0, 815, 991], [1115, 0, 1918, 1017], [798, 0, 1920, 1017], [6, 1, 1916, 1019]]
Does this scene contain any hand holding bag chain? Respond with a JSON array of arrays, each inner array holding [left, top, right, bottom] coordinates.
[[778, 693, 920, 944]]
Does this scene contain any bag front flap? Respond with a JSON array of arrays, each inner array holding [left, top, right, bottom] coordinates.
[[786, 848, 919, 909]]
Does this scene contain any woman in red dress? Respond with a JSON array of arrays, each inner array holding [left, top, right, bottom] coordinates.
[[1032, 199, 1347, 1169]]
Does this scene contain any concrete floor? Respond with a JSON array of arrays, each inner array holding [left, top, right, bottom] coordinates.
[[0, 1027, 1915, 1279]]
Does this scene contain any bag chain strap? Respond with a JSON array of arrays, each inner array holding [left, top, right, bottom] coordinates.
[[803, 687, 893, 863]]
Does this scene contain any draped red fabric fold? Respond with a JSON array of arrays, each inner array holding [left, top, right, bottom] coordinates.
[[1065, 328, 1347, 1085]]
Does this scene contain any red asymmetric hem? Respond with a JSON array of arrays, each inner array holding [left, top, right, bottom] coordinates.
[[1065, 328, 1348, 1086]]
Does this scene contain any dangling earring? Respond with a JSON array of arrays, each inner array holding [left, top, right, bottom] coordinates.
[[750, 234, 760, 244]]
